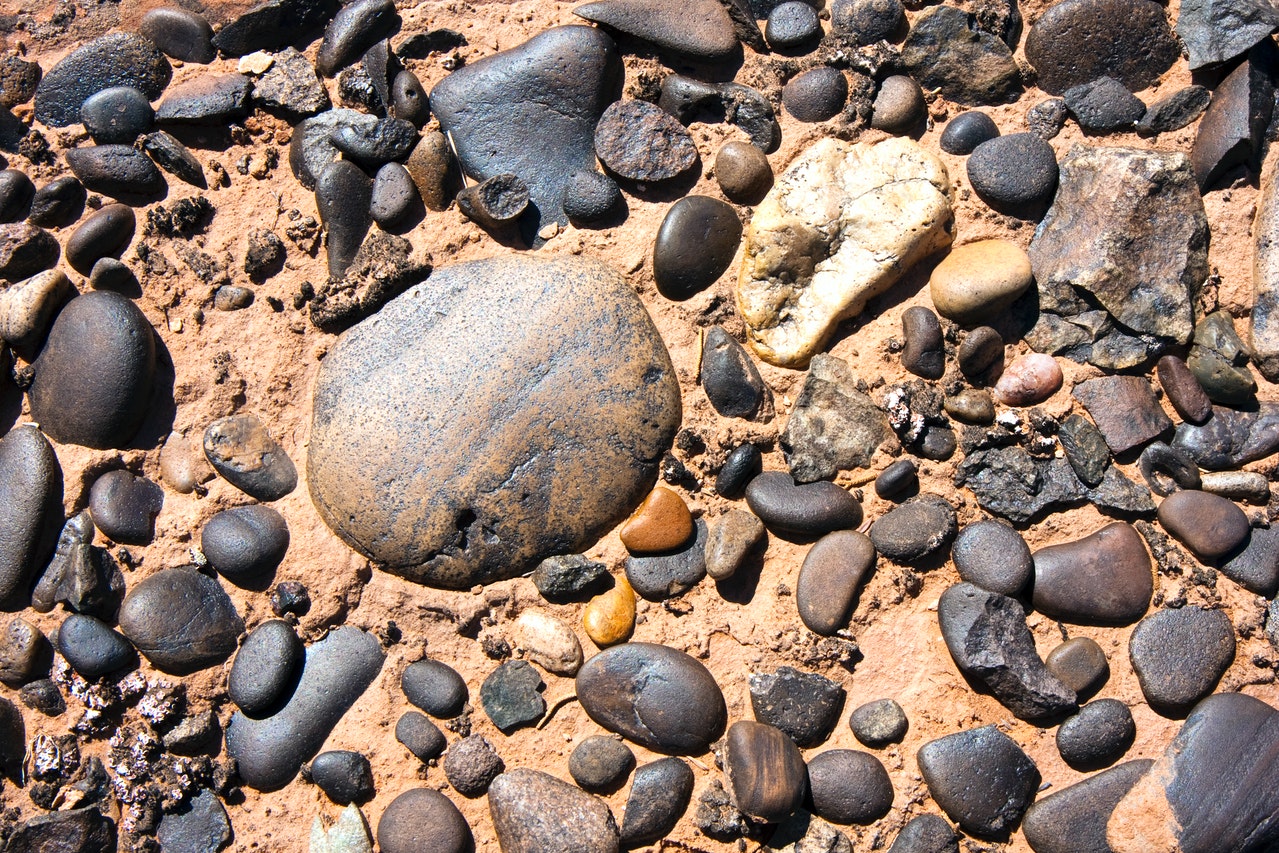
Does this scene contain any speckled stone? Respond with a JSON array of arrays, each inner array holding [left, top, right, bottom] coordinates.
[[797, 530, 876, 635], [377, 788, 472, 853], [1024, 0, 1179, 94], [34, 33, 171, 127], [203, 413, 298, 502], [1129, 606, 1235, 708], [489, 768, 619, 853], [917, 726, 1040, 838]]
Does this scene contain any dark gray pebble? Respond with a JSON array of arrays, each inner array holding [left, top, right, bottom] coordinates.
[[27, 177, 84, 227], [331, 116, 418, 168], [749, 665, 845, 747], [377, 787, 472, 853], [0, 425, 60, 604], [65, 144, 164, 198], [211, 0, 343, 57], [270, 580, 310, 617], [390, 71, 429, 126], [531, 553, 609, 602], [1026, 98, 1069, 140], [569, 735, 634, 792], [33, 32, 171, 127], [1157, 355, 1212, 424], [202, 504, 290, 581], [715, 140, 772, 203], [316, 0, 399, 77], [310, 749, 374, 804], [766, 1, 822, 50], [1056, 698, 1135, 768], [716, 443, 761, 499], [874, 458, 917, 500], [1129, 606, 1235, 709], [0, 617, 51, 687], [6, 809, 117, 853], [653, 195, 741, 301], [315, 159, 373, 279], [917, 424, 957, 461], [395, 710, 446, 761], [118, 566, 243, 674], [156, 789, 231, 853], [480, 659, 545, 733], [967, 133, 1058, 210], [1057, 414, 1109, 488], [80, 87, 153, 145], [1021, 759, 1151, 853], [0, 53, 40, 109], [229, 618, 302, 716], [850, 698, 908, 747], [58, 613, 133, 679], [1024, 0, 1179, 94], [1157, 489, 1250, 559], [456, 173, 528, 229], [370, 162, 419, 228], [0, 169, 33, 223], [901, 305, 944, 379], [139, 7, 216, 64], [402, 657, 468, 717], [951, 518, 1031, 595], [831, 0, 905, 44], [87, 469, 162, 545], [621, 757, 694, 846], [202, 413, 298, 501], [1063, 76, 1146, 133], [19, 679, 64, 716], [957, 326, 1003, 378], [625, 517, 708, 600], [782, 67, 848, 122], [808, 749, 894, 824], [889, 814, 958, 853], [702, 327, 764, 419], [940, 111, 999, 155], [869, 494, 956, 562], [1045, 637, 1109, 698], [143, 130, 208, 189], [746, 471, 862, 536], [1138, 85, 1211, 136], [797, 529, 876, 635], [1222, 525, 1279, 596], [562, 170, 620, 223], [917, 725, 1040, 838], [66, 202, 134, 275], [165, 710, 221, 755], [291, 110, 375, 190], [155, 73, 252, 125], [444, 734, 504, 797]]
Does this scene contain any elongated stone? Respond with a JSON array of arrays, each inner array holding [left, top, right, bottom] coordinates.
[[1031, 523, 1152, 625]]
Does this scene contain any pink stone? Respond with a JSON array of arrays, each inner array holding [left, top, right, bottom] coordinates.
[[994, 353, 1063, 406]]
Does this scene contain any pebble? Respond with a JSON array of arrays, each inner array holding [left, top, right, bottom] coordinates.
[[1173, 403, 1279, 469], [715, 140, 772, 203], [1221, 525, 1279, 596], [620, 486, 694, 554], [716, 443, 762, 498], [443, 734, 504, 797], [766, 1, 822, 50], [58, 613, 134, 679], [939, 111, 999, 155], [577, 642, 726, 752], [782, 68, 848, 122], [783, 355, 890, 481], [89, 258, 139, 293], [888, 814, 958, 853], [583, 577, 637, 646], [66, 202, 135, 275], [32, 510, 107, 616], [271, 581, 310, 617], [1056, 698, 1135, 768], [831, 0, 904, 43], [456, 173, 529, 229], [488, 769, 619, 853], [967, 133, 1058, 210], [514, 609, 583, 676], [899, 6, 1021, 105], [395, 711, 445, 762], [746, 472, 862, 537], [807, 749, 893, 824], [1129, 606, 1235, 708], [155, 790, 231, 853], [369, 162, 418, 228], [0, 272, 76, 349], [18, 680, 63, 716], [573, 0, 738, 64], [596, 99, 699, 182], [532, 554, 609, 602], [1157, 489, 1249, 559], [0, 617, 50, 686], [34, 32, 171, 127], [654, 196, 741, 301], [390, 71, 429, 126], [796, 529, 876, 635], [704, 510, 765, 583], [658, 75, 779, 150], [481, 660, 545, 733], [291, 110, 374, 190], [725, 720, 808, 823], [316, 159, 373, 279], [0, 223, 59, 281], [945, 389, 995, 424], [874, 459, 917, 501], [992, 353, 1062, 406], [929, 240, 1032, 326], [957, 328, 1003, 379], [140, 7, 216, 64], [625, 517, 707, 600], [311, 750, 374, 804], [159, 433, 213, 495], [1045, 637, 1109, 698], [1137, 441, 1201, 496], [87, 469, 162, 545], [228, 627, 385, 791], [1188, 310, 1258, 404], [0, 169, 32, 222], [376, 788, 472, 853], [316, 0, 399, 76], [0, 53, 40, 109], [900, 306, 944, 379], [203, 413, 297, 501], [253, 48, 330, 117], [749, 666, 845, 747], [849, 698, 908, 747], [869, 495, 957, 562], [213, 284, 253, 312], [143, 130, 208, 188], [154, 73, 250, 125], [310, 803, 373, 853], [620, 757, 694, 846], [29, 291, 156, 449], [1138, 86, 1212, 136], [918, 425, 957, 461], [917, 725, 1040, 838], [563, 170, 621, 222], [1031, 522, 1153, 624], [1021, 759, 1151, 853], [570, 736, 635, 792], [27, 176, 85, 227], [1024, 0, 1179, 94], [702, 327, 765, 417], [118, 567, 243, 674], [0, 425, 59, 604], [1193, 48, 1273, 191], [871, 75, 926, 134], [229, 619, 302, 716], [401, 658, 468, 718], [6, 809, 118, 853], [1206, 471, 1270, 505], [1063, 77, 1146, 132], [952, 518, 1032, 595]]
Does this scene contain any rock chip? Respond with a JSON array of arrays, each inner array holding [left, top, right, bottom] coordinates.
[[252, 47, 330, 116], [570, 735, 635, 791], [1188, 310, 1257, 404], [573, 0, 738, 63], [781, 354, 890, 483], [1056, 698, 1135, 768], [621, 757, 694, 846], [480, 660, 545, 733], [596, 100, 699, 183], [1191, 40, 1275, 190], [705, 508, 766, 580], [34, 33, 171, 127], [456, 174, 529, 229], [229, 619, 302, 716], [1129, 606, 1235, 709], [868, 494, 956, 562], [404, 661, 471, 720], [4, 809, 117, 853], [1031, 523, 1152, 624], [156, 789, 230, 853], [310, 802, 373, 853], [1157, 489, 1250, 559], [917, 725, 1040, 838], [0, 617, 50, 686], [659, 75, 779, 150], [532, 554, 609, 602], [725, 720, 808, 823], [966, 133, 1058, 211], [929, 240, 1032, 326], [489, 769, 620, 853], [1024, 0, 1179, 94], [797, 530, 876, 635], [1063, 77, 1146, 133], [653, 197, 740, 301], [1022, 759, 1151, 853], [377, 788, 471, 853], [1139, 86, 1213, 137], [0, 223, 58, 281], [143, 131, 207, 188], [118, 567, 243, 673], [0, 53, 40, 109], [1173, 403, 1279, 469], [0, 425, 60, 604], [807, 749, 893, 824], [701, 327, 766, 419], [749, 666, 845, 747], [900, 6, 1021, 106], [1063, 411, 1116, 485]]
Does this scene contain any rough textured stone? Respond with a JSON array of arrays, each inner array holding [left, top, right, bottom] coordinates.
[[807, 749, 893, 825], [252, 47, 329, 116], [1177, 0, 1279, 69], [4, 808, 117, 853], [34, 33, 171, 127], [157, 790, 231, 853], [1173, 403, 1279, 469], [0, 223, 58, 281], [489, 769, 620, 853], [1063, 77, 1146, 133], [443, 735, 504, 797], [1032, 523, 1152, 625], [570, 735, 634, 792], [480, 660, 545, 733], [1057, 698, 1135, 768], [966, 133, 1059, 211], [596, 100, 699, 183], [155, 73, 252, 124], [659, 75, 779, 150], [1138, 86, 1212, 137], [749, 666, 845, 747], [889, 814, 957, 853], [532, 554, 609, 602], [308, 232, 431, 333], [117, 567, 243, 674], [1191, 42, 1275, 190], [573, 0, 738, 63], [917, 726, 1040, 838], [0, 617, 50, 686], [1022, 759, 1152, 853], [1221, 525, 1279, 595], [1129, 607, 1235, 709], [1072, 376, 1172, 454], [781, 355, 889, 483], [869, 495, 957, 562], [900, 6, 1021, 106], [705, 509, 765, 581], [142, 131, 207, 189], [1188, 310, 1257, 404], [1024, 0, 1179, 94]]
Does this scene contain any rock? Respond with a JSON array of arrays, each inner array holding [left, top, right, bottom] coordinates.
[[402, 658, 468, 718], [244, 229, 286, 282], [431, 26, 622, 242], [945, 389, 995, 424], [1156, 354, 1212, 424], [749, 666, 845, 747], [251, 47, 329, 116], [705, 508, 766, 580], [4, 809, 117, 853], [390, 70, 428, 125], [315, 0, 399, 77], [88, 469, 162, 545], [315, 159, 373, 280], [831, 0, 904, 43], [917, 726, 1040, 838], [1173, 403, 1279, 468], [65, 145, 165, 197], [1057, 698, 1135, 768], [701, 327, 765, 418], [27, 176, 85, 227], [952, 518, 1031, 596], [653, 196, 740, 300], [781, 354, 890, 483], [1188, 310, 1257, 404], [1063, 77, 1146, 133], [596, 100, 699, 183], [1177, 0, 1279, 69], [781, 67, 848, 123], [155, 74, 251, 124], [807, 750, 893, 824], [143, 131, 207, 188], [563, 170, 621, 222], [716, 141, 772, 203], [308, 255, 679, 589], [900, 6, 1020, 106], [89, 258, 139, 293], [1045, 637, 1109, 699], [1027, 146, 1208, 369], [573, 0, 738, 63], [58, 614, 134, 678], [376, 788, 471, 853], [576, 642, 726, 753], [159, 433, 213, 495], [1071, 376, 1171, 455], [716, 443, 762, 498], [658, 75, 779, 150], [871, 75, 926, 134], [0, 53, 40, 109], [1158, 489, 1249, 560], [0, 270, 68, 353], [532, 554, 609, 602], [1139, 86, 1213, 137], [1130, 606, 1235, 709], [481, 660, 545, 733], [456, 174, 529, 229], [938, 582, 1077, 720], [583, 578, 637, 647], [202, 415, 295, 502], [748, 472, 863, 538], [369, 163, 418, 228], [396, 712, 445, 762], [725, 720, 808, 823], [868, 495, 956, 562], [212, 0, 340, 56], [403, 131, 456, 212], [874, 459, 918, 501], [797, 529, 876, 635], [33, 33, 171, 127], [967, 133, 1058, 211], [0, 171, 32, 223], [900, 306, 944, 379], [940, 111, 1000, 155], [270, 582, 310, 617], [1024, 0, 1178, 94], [201, 505, 290, 582], [311, 803, 373, 853], [514, 609, 583, 676], [889, 814, 958, 853], [993, 353, 1062, 406], [570, 736, 635, 791], [229, 619, 302, 716], [489, 769, 620, 853], [0, 425, 60, 604], [620, 486, 693, 554], [309, 231, 430, 333], [118, 567, 242, 674], [766, 1, 821, 50], [140, 7, 216, 64], [929, 240, 1031, 327], [66, 203, 134, 275], [0, 617, 50, 687], [1221, 525, 1279, 595], [1193, 41, 1276, 190], [330, 117, 417, 169], [444, 735, 504, 797], [766, 812, 853, 852], [1251, 160, 1279, 381], [157, 790, 231, 853], [621, 758, 694, 845], [32, 510, 118, 616], [289, 110, 375, 191], [1201, 470, 1269, 503], [0, 223, 58, 281], [1022, 759, 1152, 853], [849, 698, 907, 747], [1032, 523, 1152, 624], [625, 516, 707, 599]]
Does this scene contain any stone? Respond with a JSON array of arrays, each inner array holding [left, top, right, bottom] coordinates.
[[1201, 470, 1269, 503], [1251, 161, 1279, 381], [1139, 86, 1213, 137], [58, 614, 134, 678], [201, 504, 290, 580], [227, 627, 385, 791], [330, 117, 417, 169], [1157, 354, 1212, 424], [781, 68, 848, 122], [563, 170, 621, 222], [34, 33, 171, 127], [653, 196, 740, 300], [0, 425, 59, 604], [229, 619, 302, 716], [27, 177, 85, 227], [766, 1, 821, 50], [396, 712, 445, 762], [807, 750, 893, 825], [315, 0, 399, 77], [143, 131, 207, 188], [1158, 489, 1250, 560], [1057, 698, 1135, 768], [781, 355, 890, 483], [0, 53, 40, 109], [766, 812, 853, 853], [945, 389, 995, 424], [889, 815, 958, 853], [0, 223, 58, 281], [1173, 403, 1279, 469], [1188, 311, 1257, 404], [155, 74, 252, 124], [118, 567, 242, 674], [481, 660, 545, 733], [952, 518, 1031, 596], [377, 788, 471, 853], [900, 6, 1021, 106], [940, 111, 999, 155], [4, 809, 117, 853], [1028, 99, 1070, 140], [938, 582, 1077, 720], [456, 174, 529, 229], [929, 240, 1031, 327], [993, 353, 1062, 406], [917, 726, 1040, 838], [0, 270, 68, 354], [704, 510, 765, 582], [532, 554, 609, 602], [444, 735, 504, 797], [1024, 0, 1178, 94], [32, 510, 118, 617], [570, 736, 635, 791], [576, 642, 726, 753], [390, 71, 429, 126], [620, 487, 693, 554], [1032, 523, 1152, 624], [901, 306, 944, 379], [159, 433, 213, 495], [309, 255, 679, 589], [403, 131, 456, 212], [658, 75, 779, 151], [716, 141, 772, 203], [514, 610, 583, 676], [0, 170, 31, 224], [874, 459, 917, 500], [289, 110, 376, 191], [212, 0, 339, 56], [311, 803, 373, 853], [252, 48, 329, 116], [1063, 77, 1146, 133], [1130, 607, 1235, 709], [625, 516, 707, 599], [871, 75, 925, 134], [202, 413, 297, 502], [315, 160, 373, 280], [831, 0, 904, 43], [849, 698, 907, 747], [1178, 0, 1279, 69], [89, 258, 139, 293], [573, 0, 738, 63], [749, 666, 845, 747], [868, 494, 956, 562], [489, 769, 620, 853], [1046, 637, 1109, 699], [369, 163, 418, 228], [1072, 376, 1172, 454], [88, 469, 162, 545], [402, 658, 468, 718], [157, 790, 231, 853], [583, 578, 637, 647], [620, 758, 694, 845], [695, 779, 751, 841], [716, 443, 762, 498], [431, 26, 623, 242], [309, 232, 430, 333], [140, 7, 216, 64], [1193, 42, 1276, 189], [66, 203, 135, 275], [596, 100, 699, 184], [1221, 525, 1279, 595], [797, 530, 875, 635], [65, 145, 165, 198], [701, 329, 766, 420], [966, 133, 1058, 211], [1022, 759, 1152, 853], [748, 472, 863, 538], [725, 720, 808, 823], [0, 617, 50, 687], [270, 582, 310, 617]]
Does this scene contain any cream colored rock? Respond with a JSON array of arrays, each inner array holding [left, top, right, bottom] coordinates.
[[929, 239, 1033, 325], [159, 432, 215, 494], [0, 269, 72, 350], [514, 609, 583, 675], [310, 804, 373, 853], [737, 136, 953, 368]]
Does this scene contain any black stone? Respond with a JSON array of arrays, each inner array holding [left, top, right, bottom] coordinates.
[[290, 109, 376, 190], [830, 0, 905, 45], [5, 808, 117, 853], [1021, 759, 1152, 853], [155, 73, 252, 124], [27, 176, 85, 227], [967, 133, 1058, 211], [1222, 525, 1279, 596], [621, 757, 694, 846], [570, 735, 635, 791], [66, 203, 135, 275], [531, 554, 609, 602], [142, 131, 208, 189], [657, 74, 779, 151], [1138, 86, 1212, 136], [1177, 0, 1279, 69], [19, 679, 64, 716], [563, 170, 621, 223], [874, 459, 917, 501], [901, 306, 944, 379], [1024, 0, 1179, 94], [0, 53, 40, 109], [480, 659, 545, 733], [807, 749, 894, 824], [203, 413, 298, 502], [1138, 441, 1201, 497], [456, 173, 529, 229], [749, 665, 845, 747], [34, 33, 171, 127], [625, 517, 708, 600], [87, 469, 162, 545], [849, 698, 908, 747], [270, 581, 310, 617], [940, 110, 999, 155], [310, 750, 374, 804], [1063, 77, 1146, 133], [200, 505, 290, 582], [390, 70, 429, 126], [64, 145, 164, 198], [889, 814, 958, 853], [716, 443, 762, 499], [212, 0, 340, 56], [701, 327, 764, 418], [229, 618, 302, 716], [396, 711, 446, 761], [369, 161, 418, 228], [1045, 637, 1110, 698], [0, 169, 32, 223], [1057, 414, 1110, 488], [0, 425, 60, 605], [1056, 698, 1135, 769], [315, 159, 373, 279], [156, 790, 230, 853], [316, 0, 400, 77], [57, 614, 134, 679], [80, 87, 153, 145], [951, 518, 1031, 596], [900, 6, 1021, 106], [765, 1, 822, 50], [1173, 403, 1279, 469], [782, 67, 848, 122], [402, 657, 468, 717], [117, 566, 242, 674], [330, 116, 417, 169], [745, 471, 862, 536], [1129, 606, 1235, 709], [31, 510, 118, 617], [653, 196, 741, 301], [917, 725, 1040, 838], [140, 7, 216, 64]]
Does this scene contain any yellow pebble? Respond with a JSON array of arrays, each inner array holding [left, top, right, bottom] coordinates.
[[584, 577, 636, 647]]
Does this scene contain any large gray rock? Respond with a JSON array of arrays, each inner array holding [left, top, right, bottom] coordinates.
[[781, 354, 890, 484], [1177, 0, 1279, 70], [488, 769, 620, 853], [308, 255, 680, 589], [33, 33, 171, 127]]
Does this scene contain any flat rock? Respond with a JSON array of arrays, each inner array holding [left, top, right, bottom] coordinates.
[[737, 137, 953, 369], [252, 48, 329, 116], [1022, 759, 1152, 853], [1138, 86, 1213, 136], [1024, 0, 1179, 94], [899, 6, 1021, 106], [4, 808, 117, 853], [0, 425, 60, 604], [315, 0, 399, 77], [918, 726, 1040, 838], [65, 145, 165, 198], [1157, 489, 1250, 559], [480, 660, 545, 733], [1173, 403, 1279, 468], [868, 495, 956, 562], [156, 74, 251, 124], [1129, 606, 1235, 709], [797, 530, 876, 635], [746, 472, 863, 537], [0, 223, 58, 281], [724, 720, 808, 823], [596, 100, 699, 183], [212, 0, 339, 56], [574, 0, 738, 63], [888, 814, 958, 853], [1191, 41, 1274, 190], [1221, 525, 1279, 595], [782, 354, 890, 483], [1031, 523, 1152, 625], [203, 413, 297, 501], [117, 567, 243, 673], [489, 769, 620, 853], [749, 666, 845, 747], [34, 33, 171, 127], [157, 790, 231, 853], [1063, 77, 1146, 133], [620, 758, 694, 846]]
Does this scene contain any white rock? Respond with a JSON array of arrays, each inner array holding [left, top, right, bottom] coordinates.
[[514, 609, 583, 676], [310, 804, 372, 853]]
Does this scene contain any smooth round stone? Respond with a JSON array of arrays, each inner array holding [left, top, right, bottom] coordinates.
[[1130, 606, 1235, 708], [620, 757, 694, 846], [957, 327, 1003, 378], [871, 76, 926, 134], [0, 617, 51, 687], [159, 433, 212, 495], [1157, 489, 1250, 560], [577, 642, 726, 753], [0, 170, 33, 223], [831, 0, 905, 44], [201, 505, 290, 581], [849, 698, 908, 747], [445, 735, 505, 798], [214, 285, 254, 312], [311, 750, 374, 804], [28, 290, 156, 449], [0, 425, 59, 607], [808, 749, 893, 824], [945, 389, 995, 424], [89, 256, 137, 291], [620, 486, 694, 554], [993, 353, 1062, 406], [930, 240, 1032, 326], [966, 133, 1058, 209], [489, 769, 619, 853], [724, 720, 808, 823], [716, 140, 772, 203], [797, 530, 876, 635], [204, 413, 298, 501], [139, 7, 216, 64], [889, 814, 958, 853], [868, 495, 957, 562], [27, 177, 85, 227], [653, 196, 741, 301], [702, 327, 765, 418], [404, 131, 453, 212], [940, 111, 999, 155], [901, 306, 944, 379], [563, 170, 621, 222], [80, 87, 154, 145], [583, 577, 637, 647], [370, 162, 419, 228], [376, 788, 471, 853], [402, 658, 468, 718], [783, 67, 848, 122], [58, 614, 133, 679], [569, 735, 635, 792], [952, 519, 1032, 596], [917, 725, 1040, 838], [308, 256, 681, 589], [625, 518, 708, 600], [229, 619, 302, 716], [64, 145, 165, 198], [514, 609, 583, 676], [390, 71, 429, 126], [1032, 523, 1152, 625], [396, 711, 446, 761], [1156, 354, 1212, 424], [918, 425, 957, 461], [118, 566, 244, 674], [874, 459, 918, 500], [1045, 638, 1109, 698], [595, 100, 698, 182], [746, 472, 862, 537], [716, 443, 762, 499], [766, 1, 822, 50], [316, 0, 399, 77], [1056, 699, 1134, 768], [1024, 0, 1179, 94], [66, 203, 135, 276], [87, 469, 163, 545], [34, 32, 171, 127]]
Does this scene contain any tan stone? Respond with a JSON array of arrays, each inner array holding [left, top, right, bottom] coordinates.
[[0, 269, 72, 351], [405, 131, 456, 212], [159, 432, 214, 494], [619, 486, 693, 553], [929, 239, 1033, 325], [1253, 154, 1279, 381], [705, 509, 766, 580], [583, 577, 636, 647], [514, 609, 583, 676], [737, 136, 953, 368]]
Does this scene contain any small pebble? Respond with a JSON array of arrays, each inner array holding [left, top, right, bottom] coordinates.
[[66, 202, 135, 275], [270, 581, 310, 617], [562, 170, 621, 223], [830, 0, 905, 44], [725, 720, 808, 823], [27, 176, 85, 227], [966, 133, 1058, 210], [746, 472, 863, 536], [993, 353, 1062, 406], [228, 618, 302, 716], [874, 459, 918, 500], [930, 240, 1033, 326], [940, 111, 999, 155], [1045, 637, 1109, 698], [311, 750, 374, 804], [390, 70, 429, 126], [203, 413, 298, 501], [625, 518, 707, 599], [531, 554, 609, 602], [766, 1, 822, 50], [957, 327, 1004, 378], [1056, 699, 1134, 768], [807, 749, 894, 824], [653, 196, 741, 301], [513, 609, 583, 676], [1201, 470, 1270, 504], [951, 518, 1032, 595], [80, 87, 154, 145], [444, 734, 504, 797], [716, 140, 772, 202], [58, 613, 134, 679], [479, 659, 545, 733], [871, 75, 926, 134], [370, 162, 419, 228], [0, 170, 33, 223], [200, 505, 290, 582], [782, 67, 848, 122], [0, 616, 51, 687], [749, 665, 845, 747], [376, 788, 472, 853], [1157, 489, 1250, 559], [1026, 98, 1068, 139], [901, 305, 944, 379], [868, 495, 957, 562], [456, 173, 529, 229], [620, 486, 694, 554], [889, 814, 958, 853], [701, 326, 765, 418], [716, 443, 762, 498], [583, 577, 637, 646], [87, 469, 163, 545], [140, 7, 216, 64], [945, 389, 995, 424], [402, 658, 468, 718], [620, 757, 694, 846], [849, 698, 908, 747], [569, 735, 634, 792], [396, 711, 446, 762], [89, 258, 139, 293], [797, 529, 876, 635], [159, 432, 213, 494], [704, 508, 766, 580]]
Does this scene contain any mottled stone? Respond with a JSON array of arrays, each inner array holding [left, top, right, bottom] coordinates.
[[701, 327, 765, 419], [993, 354, 1062, 407], [377, 789, 471, 853], [725, 720, 808, 823], [1192, 41, 1275, 190], [34, 33, 171, 127], [705, 508, 766, 581], [1024, 0, 1179, 94], [781, 354, 890, 483], [570, 735, 634, 792], [0, 223, 58, 281], [1173, 403, 1279, 469], [532, 554, 609, 602], [514, 609, 583, 676], [481, 660, 545, 733], [868, 494, 956, 562], [900, 6, 1021, 106], [489, 769, 619, 853], [1057, 698, 1135, 768], [596, 100, 699, 183], [443, 735, 503, 797], [1129, 607, 1235, 708], [749, 666, 845, 747], [204, 413, 297, 501], [1188, 310, 1257, 404], [252, 47, 329, 116], [849, 699, 908, 747], [659, 75, 779, 151]]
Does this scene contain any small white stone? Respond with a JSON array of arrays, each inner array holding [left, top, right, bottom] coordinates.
[[514, 609, 583, 676], [238, 51, 275, 75], [310, 804, 372, 853]]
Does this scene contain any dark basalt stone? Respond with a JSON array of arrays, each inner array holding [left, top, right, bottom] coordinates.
[[917, 725, 1040, 838], [653, 196, 741, 301], [749, 665, 845, 747], [34, 33, 171, 127], [212, 0, 340, 56], [117, 566, 244, 674], [140, 7, 217, 64], [64, 145, 165, 198], [1129, 606, 1235, 709], [0, 425, 60, 605], [1023, 0, 1179, 95], [1022, 759, 1152, 853]]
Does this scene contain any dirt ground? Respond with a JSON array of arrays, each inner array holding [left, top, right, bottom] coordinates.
[[1, 0, 1277, 850]]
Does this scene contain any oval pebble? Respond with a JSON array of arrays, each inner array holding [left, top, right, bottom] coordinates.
[[849, 698, 908, 747], [229, 619, 302, 716], [570, 735, 635, 792], [66, 203, 135, 275], [1156, 354, 1212, 424], [563, 170, 621, 223], [311, 750, 374, 804], [376, 788, 472, 853], [139, 7, 216, 64], [620, 485, 693, 554], [889, 814, 958, 853], [201, 505, 289, 582], [831, 0, 905, 43], [0, 425, 61, 603], [716, 140, 772, 202], [117, 566, 244, 674], [595, 100, 698, 182], [940, 111, 999, 155], [1031, 522, 1152, 625], [1157, 489, 1250, 560], [0, 170, 33, 223], [64, 145, 165, 198], [653, 196, 741, 301], [80, 87, 154, 145], [782, 67, 848, 122], [88, 469, 163, 545], [868, 495, 957, 562], [390, 71, 429, 126], [930, 240, 1032, 326], [716, 443, 762, 499], [370, 162, 419, 229], [1045, 637, 1109, 698], [444, 734, 504, 797], [58, 613, 134, 679], [766, 1, 822, 50], [27, 177, 85, 227], [203, 413, 298, 501], [808, 749, 894, 824], [514, 609, 583, 676], [967, 133, 1058, 210], [1056, 698, 1134, 769], [620, 757, 694, 846], [871, 75, 926, 134], [957, 327, 1004, 378], [402, 658, 468, 718], [701, 327, 765, 418], [993, 353, 1062, 406], [724, 720, 807, 822], [952, 519, 1031, 596], [0, 617, 51, 687], [396, 711, 446, 762], [901, 305, 944, 379], [797, 530, 876, 635], [583, 577, 637, 647], [745, 472, 862, 536]]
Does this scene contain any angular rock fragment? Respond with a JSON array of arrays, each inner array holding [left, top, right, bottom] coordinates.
[[781, 354, 890, 483]]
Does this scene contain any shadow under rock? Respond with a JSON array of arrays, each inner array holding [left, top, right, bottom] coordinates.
[[714, 529, 768, 605]]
